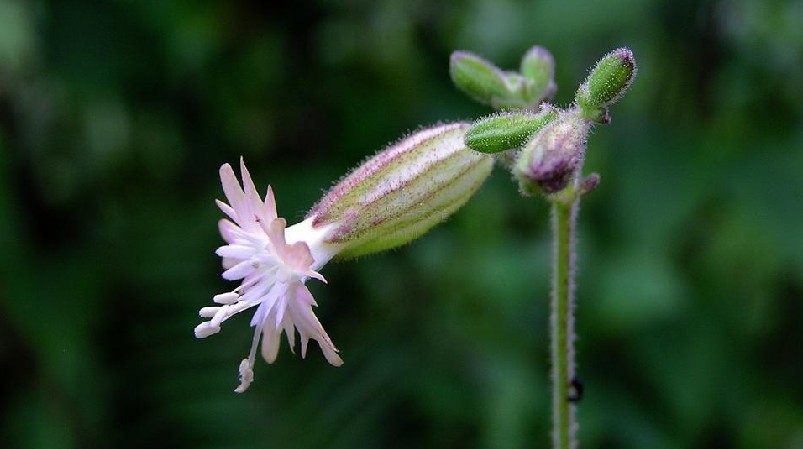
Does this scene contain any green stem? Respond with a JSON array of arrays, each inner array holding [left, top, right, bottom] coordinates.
[[551, 197, 578, 449]]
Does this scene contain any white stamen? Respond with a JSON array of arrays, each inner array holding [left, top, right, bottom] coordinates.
[[210, 307, 229, 328], [214, 292, 240, 304], [199, 307, 220, 318], [234, 358, 254, 393], [194, 322, 221, 338]]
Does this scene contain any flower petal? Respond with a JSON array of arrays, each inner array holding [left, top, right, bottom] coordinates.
[[216, 199, 237, 223], [216, 243, 255, 260], [218, 219, 240, 244], [266, 219, 319, 277], [260, 323, 283, 363], [263, 185, 278, 222], [237, 158, 261, 228], [222, 259, 256, 281], [287, 284, 343, 366], [239, 158, 277, 226], [283, 316, 296, 354], [219, 163, 248, 225]]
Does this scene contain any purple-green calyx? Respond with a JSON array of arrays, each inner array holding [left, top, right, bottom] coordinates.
[[513, 111, 590, 197]]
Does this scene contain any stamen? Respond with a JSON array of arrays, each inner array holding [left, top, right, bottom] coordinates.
[[210, 307, 230, 328], [214, 292, 240, 304], [234, 324, 264, 393], [199, 307, 220, 318], [194, 322, 221, 338], [234, 358, 254, 393]]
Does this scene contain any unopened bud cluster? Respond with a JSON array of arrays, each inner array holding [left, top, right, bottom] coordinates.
[[450, 45, 556, 110], [455, 46, 637, 199]]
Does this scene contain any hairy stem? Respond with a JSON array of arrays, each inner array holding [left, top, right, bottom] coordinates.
[[551, 198, 578, 449]]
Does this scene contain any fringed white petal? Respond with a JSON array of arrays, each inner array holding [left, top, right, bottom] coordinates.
[[197, 159, 342, 393]]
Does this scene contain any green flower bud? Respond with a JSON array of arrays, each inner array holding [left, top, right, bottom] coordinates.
[[575, 47, 637, 120], [309, 123, 495, 259], [450, 50, 551, 110], [520, 46, 557, 104], [450, 51, 513, 108], [465, 106, 559, 154], [514, 112, 590, 196]]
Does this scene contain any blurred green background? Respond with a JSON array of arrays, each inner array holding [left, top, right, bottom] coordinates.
[[1, 0, 802, 448]]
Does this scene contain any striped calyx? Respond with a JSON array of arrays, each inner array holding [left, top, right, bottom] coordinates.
[[308, 123, 494, 259]]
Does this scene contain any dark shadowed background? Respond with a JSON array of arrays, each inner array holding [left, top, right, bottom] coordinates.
[[1, 0, 802, 448]]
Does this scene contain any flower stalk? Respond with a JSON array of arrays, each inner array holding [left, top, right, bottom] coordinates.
[[456, 45, 636, 449], [551, 193, 578, 449]]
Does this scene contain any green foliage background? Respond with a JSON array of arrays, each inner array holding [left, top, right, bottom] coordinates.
[[1, 0, 802, 448]]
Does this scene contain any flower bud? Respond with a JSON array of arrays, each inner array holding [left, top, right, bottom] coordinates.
[[450, 50, 546, 110], [308, 123, 495, 258], [465, 106, 558, 154], [520, 46, 557, 104], [575, 47, 637, 120], [513, 112, 590, 196], [450, 51, 513, 108]]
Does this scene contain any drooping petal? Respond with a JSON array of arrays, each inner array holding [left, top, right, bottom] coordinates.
[[273, 294, 287, 328], [283, 315, 296, 354], [286, 283, 343, 366], [246, 285, 285, 324], [260, 323, 283, 363], [249, 301, 269, 329]]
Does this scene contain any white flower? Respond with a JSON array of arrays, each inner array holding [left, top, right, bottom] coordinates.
[[195, 158, 343, 393], [197, 124, 495, 393]]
